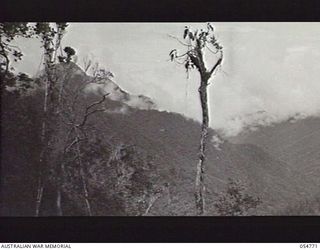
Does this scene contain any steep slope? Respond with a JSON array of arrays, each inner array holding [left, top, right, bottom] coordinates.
[[34, 62, 156, 110]]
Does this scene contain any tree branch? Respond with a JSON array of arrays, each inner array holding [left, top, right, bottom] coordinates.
[[209, 52, 223, 76], [77, 93, 109, 128], [64, 136, 85, 153], [189, 49, 206, 76], [77, 108, 106, 128], [205, 44, 219, 54], [167, 34, 191, 47], [85, 93, 109, 112]]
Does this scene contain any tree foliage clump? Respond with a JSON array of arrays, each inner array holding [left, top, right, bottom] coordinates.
[[0, 22, 69, 91], [169, 23, 223, 76], [214, 178, 262, 216], [1, 71, 36, 97], [0, 23, 32, 64], [58, 46, 76, 63], [1, 23, 34, 87]]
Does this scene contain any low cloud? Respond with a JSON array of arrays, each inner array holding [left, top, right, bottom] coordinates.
[[84, 78, 156, 110], [13, 23, 320, 136]]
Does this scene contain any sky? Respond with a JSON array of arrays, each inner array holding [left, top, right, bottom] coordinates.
[[13, 23, 320, 136]]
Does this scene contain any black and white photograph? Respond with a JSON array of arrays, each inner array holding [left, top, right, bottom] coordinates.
[[1, 22, 320, 217]]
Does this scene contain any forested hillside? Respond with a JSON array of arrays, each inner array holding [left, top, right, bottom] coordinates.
[[1, 62, 316, 216]]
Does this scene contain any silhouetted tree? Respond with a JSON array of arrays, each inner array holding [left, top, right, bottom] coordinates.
[[169, 23, 223, 215]]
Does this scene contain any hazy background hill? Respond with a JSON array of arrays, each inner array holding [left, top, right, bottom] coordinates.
[[1, 63, 319, 216], [229, 117, 320, 214], [230, 117, 320, 193]]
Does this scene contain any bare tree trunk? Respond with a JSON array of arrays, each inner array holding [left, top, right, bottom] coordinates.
[[195, 80, 209, 215], [35, 25, 67, 216], [166, 185, 172, 205], [74, 131, 92, 216], [56, 162, 64, 216], [35, 79, 50, 217], [35, 37, 52, 217], [35, 175, 44, 216], [35, 51, 56, 217], [56, 186, 62, 216], [35, 136, 46, 216], [143, 193, 162, 216], [79, 167, 92, 216]]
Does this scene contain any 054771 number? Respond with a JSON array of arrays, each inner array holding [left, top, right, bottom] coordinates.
[[300, 244, 318, 248]]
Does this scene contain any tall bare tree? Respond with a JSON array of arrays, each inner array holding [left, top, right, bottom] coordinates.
[[169, 23, 223, 215], [34, 22, 69, 216]]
